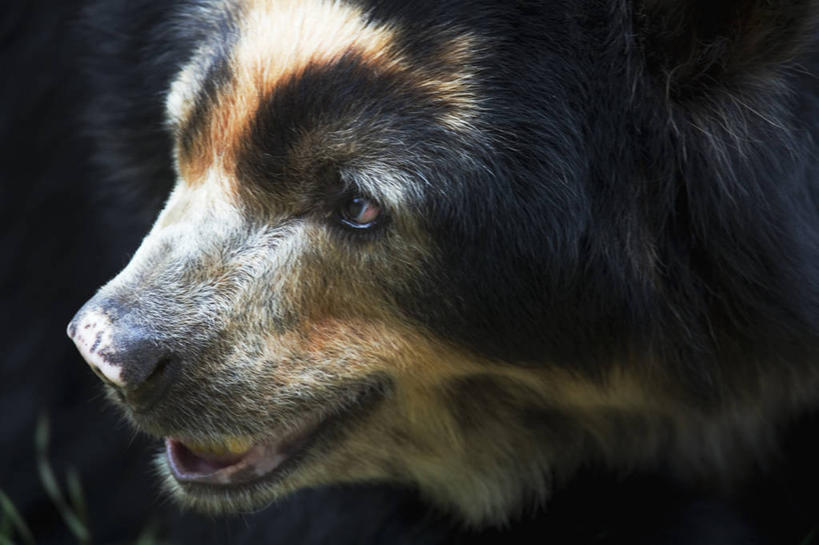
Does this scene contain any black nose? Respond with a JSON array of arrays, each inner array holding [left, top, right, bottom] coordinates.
[[67, 304, 178, 410]]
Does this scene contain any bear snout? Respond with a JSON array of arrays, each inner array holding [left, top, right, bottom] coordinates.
[[68, 301, 179, 411]]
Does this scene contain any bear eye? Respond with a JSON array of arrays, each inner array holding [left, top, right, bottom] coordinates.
[[340, 196, 381, 229]]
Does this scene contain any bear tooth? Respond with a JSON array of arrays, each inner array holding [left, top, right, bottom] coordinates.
[[186, 440, 223, 456], [225, 436, 253, 454], [182, 437, 252, 456]]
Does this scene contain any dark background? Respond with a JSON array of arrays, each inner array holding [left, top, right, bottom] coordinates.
[[2, 2, 818, 544]]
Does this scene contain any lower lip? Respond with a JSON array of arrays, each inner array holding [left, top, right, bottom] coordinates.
[[165, 425, 316, 486]]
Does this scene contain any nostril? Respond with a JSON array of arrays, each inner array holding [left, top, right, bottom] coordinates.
[[143, 356, 175, 393], [126, 356, 180, 412], [106, 328, 175, 390], [150, 357, 172, 382]]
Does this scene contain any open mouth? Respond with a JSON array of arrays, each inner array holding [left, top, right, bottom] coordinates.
[[165, 421, 319, 486], [160, 377, 389, 489]]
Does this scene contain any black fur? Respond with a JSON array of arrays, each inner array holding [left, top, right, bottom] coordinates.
[[3, 0, 819, 543], [394, 0, 819, 395]]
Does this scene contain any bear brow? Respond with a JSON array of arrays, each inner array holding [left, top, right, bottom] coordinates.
[[171, 0, 480, 194], [171, 0, 402, 186], [233, 56, 428, 192]]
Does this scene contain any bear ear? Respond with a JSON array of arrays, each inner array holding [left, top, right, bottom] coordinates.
[[633, 0, 817, 99]]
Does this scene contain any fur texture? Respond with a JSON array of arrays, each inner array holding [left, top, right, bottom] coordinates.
[[30, 0, 819, 539]]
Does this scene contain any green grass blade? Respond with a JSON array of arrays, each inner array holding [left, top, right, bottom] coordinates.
[[37, 455, 65, 507], [37, 459, 92, 545], [133, 520, 160, 545], [34, 413, 50, 455], [66, 466, 88, 526], [37, 459, 91, 544], [0, 490, 35, 545], [35, 413, 65, 507], [0, 510, 11, 538], [61, 509, 90, 545], [34, 413, 92, 544]]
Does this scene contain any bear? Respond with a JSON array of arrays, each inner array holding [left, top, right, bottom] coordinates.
[[61, 0, 819, 540]]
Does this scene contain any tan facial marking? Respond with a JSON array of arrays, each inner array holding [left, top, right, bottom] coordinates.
[[266, 315, 654, 415], [166, 51, 210, 130], [414, 33, 481, 133], [171, 0, 481, 186], [153, 166, 240, 231], [234, 0, 398, 88], [176, 0, 397, 184]]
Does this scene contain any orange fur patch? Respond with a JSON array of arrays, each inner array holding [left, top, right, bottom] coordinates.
[[172, 0, 480, 188], [178, 0, 399, 186]]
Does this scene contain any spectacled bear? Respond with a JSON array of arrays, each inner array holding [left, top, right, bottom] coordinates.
[[56, 0, 819, 540]]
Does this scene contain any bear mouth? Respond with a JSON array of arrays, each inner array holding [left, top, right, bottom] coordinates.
[[160, 377, 389, 490], [165, 421, 319, 486]]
